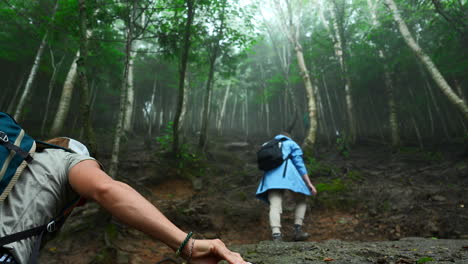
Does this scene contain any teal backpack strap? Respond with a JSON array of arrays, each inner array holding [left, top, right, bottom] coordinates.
[[0, 112, 36, 202]]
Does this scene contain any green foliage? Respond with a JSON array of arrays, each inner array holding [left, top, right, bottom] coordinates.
[[306, 156, 333, 176], [417, 257, 435, 264], [104, 223, 118, 241], [311, 177, 355, 209], [336, 132, 350, 157], [315, 179, 346, 194], [156, 122, 174, 151], [156, 122, 205, 178], [346, 170, 365, 182], [398, 147, 444, 162]]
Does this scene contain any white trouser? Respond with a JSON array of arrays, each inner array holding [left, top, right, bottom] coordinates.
[[268, 189, 308, 234]]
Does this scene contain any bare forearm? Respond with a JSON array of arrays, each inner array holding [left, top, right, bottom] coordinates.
[[302, 174, 312, 185], [93, 181, 186, 251]]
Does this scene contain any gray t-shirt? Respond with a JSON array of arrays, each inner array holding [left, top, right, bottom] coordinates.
[[0, 149, 94, 263]]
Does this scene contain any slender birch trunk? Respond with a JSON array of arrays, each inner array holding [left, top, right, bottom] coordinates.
[[179, 72, 190, 133], [198, 53, 217, 150], [384, 0, 468, 120], [263, 17, 297, 132], [50, 51, 79, 136], [245, 85, 249, 138], [14, 31, 49, 121], [109, 0, 136, 178], [173, 0, 195, 153], [216, 80, 231, 133], [41, 49, 64, 136], [8, 70, 26, 114], [124, 47, 136, 133], [77, 0, 96, 155], [274, 0, 317, 149], [321, 73, 337, 134], [124, 8, 145, 134], [199, 1, 226, 150], [327, 1, 356, 143], [367, 0, 400, 147], [230, 95, 238, 129]]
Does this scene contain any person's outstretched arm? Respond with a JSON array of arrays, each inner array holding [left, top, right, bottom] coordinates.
[[68, 160, 248, 264]]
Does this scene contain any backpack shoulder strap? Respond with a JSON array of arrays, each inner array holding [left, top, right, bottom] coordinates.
[[0, 112, 36, 202]]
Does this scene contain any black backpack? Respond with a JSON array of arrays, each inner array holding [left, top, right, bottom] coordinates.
[[257, 137, 289, 171]]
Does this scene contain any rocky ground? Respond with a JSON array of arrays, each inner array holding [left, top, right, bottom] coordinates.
[[228, 237, 468, 264], [40, 136, 468, 263]]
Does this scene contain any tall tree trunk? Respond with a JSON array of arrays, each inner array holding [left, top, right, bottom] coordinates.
[[264, 17, 297, 133], [148, 78, 157, 137], [216, 80, 231, 134], [367, 0, 400, 147], [14, 31, 49, 121], [77, 0, 96, 155], [14, 0, 59, 121], [384, 0, 468, 120], [199, 0, 226, 150], [179, 72, 190, 135], [259, 62, 271, 135], [321, 73, 338, 135], [50, 51, 79, 136], [173, 0, 195, 154], [327, 0, 356, 143], [274, 0, 317, 150], [124, 13, 144, 134], [230, 95, 238, 130], [198, 53, 217, 150], [109, 0, 136, 178], [124, 48, 136, 133], [7, 70, 27, 114], [41, 49, 64, 136], [244, 85, 249, 138]]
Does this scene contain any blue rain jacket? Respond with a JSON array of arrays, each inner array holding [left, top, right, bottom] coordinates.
[[255, 135, 311, 204]]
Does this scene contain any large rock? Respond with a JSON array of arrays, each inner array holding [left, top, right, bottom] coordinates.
[[225, 238, 468, 264]]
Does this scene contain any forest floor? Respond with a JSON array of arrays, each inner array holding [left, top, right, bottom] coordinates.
[[39, 135, 468, 264]]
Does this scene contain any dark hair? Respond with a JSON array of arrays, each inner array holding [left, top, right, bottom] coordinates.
[[45, 137, 70, 148], [280, 132, 292, 139]]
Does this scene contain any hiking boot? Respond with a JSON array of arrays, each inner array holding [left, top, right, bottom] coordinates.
[[294, 225, 310, 241], [272, 233, 282, 242]]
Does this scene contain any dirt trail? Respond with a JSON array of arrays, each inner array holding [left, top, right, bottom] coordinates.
[[40, 138, 468, 263]]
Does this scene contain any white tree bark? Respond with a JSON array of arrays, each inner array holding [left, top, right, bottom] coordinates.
[[109, 0, 136, 178], [41, 48, 64, 136], [50, 51, 79, 136], [327, 1, 356, 142], [384, 0, 468, 120], [178, 72, 190, 132], [14, 31, 48, 121], [123, 47, 136, 132], [367, 0, 400, 146], [216, 80, 231, 133], [274, 0, 317, 149]]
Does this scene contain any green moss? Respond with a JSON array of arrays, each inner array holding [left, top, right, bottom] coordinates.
[[104, 223, 118, 241], [417, 257, 435, 263], [315, 179, 346, 193]]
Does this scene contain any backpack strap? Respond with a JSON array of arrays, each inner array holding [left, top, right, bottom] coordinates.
[[0, 112, 36, 202], [0, 132, 33, 163], [0, 197, 83, 264]]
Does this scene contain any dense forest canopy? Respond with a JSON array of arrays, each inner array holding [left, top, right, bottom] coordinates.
[[0, 0, 466, 165]]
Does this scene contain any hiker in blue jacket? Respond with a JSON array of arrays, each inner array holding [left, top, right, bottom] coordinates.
[[256, 132, 317, 242], [1, 137, 249, 264]]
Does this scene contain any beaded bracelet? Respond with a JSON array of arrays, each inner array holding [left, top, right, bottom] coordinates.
[[176, 231, 193, 257], [188, 237, 195, 261]]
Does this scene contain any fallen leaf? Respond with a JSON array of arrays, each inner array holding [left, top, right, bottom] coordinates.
[[324, 257, 334, 261]]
